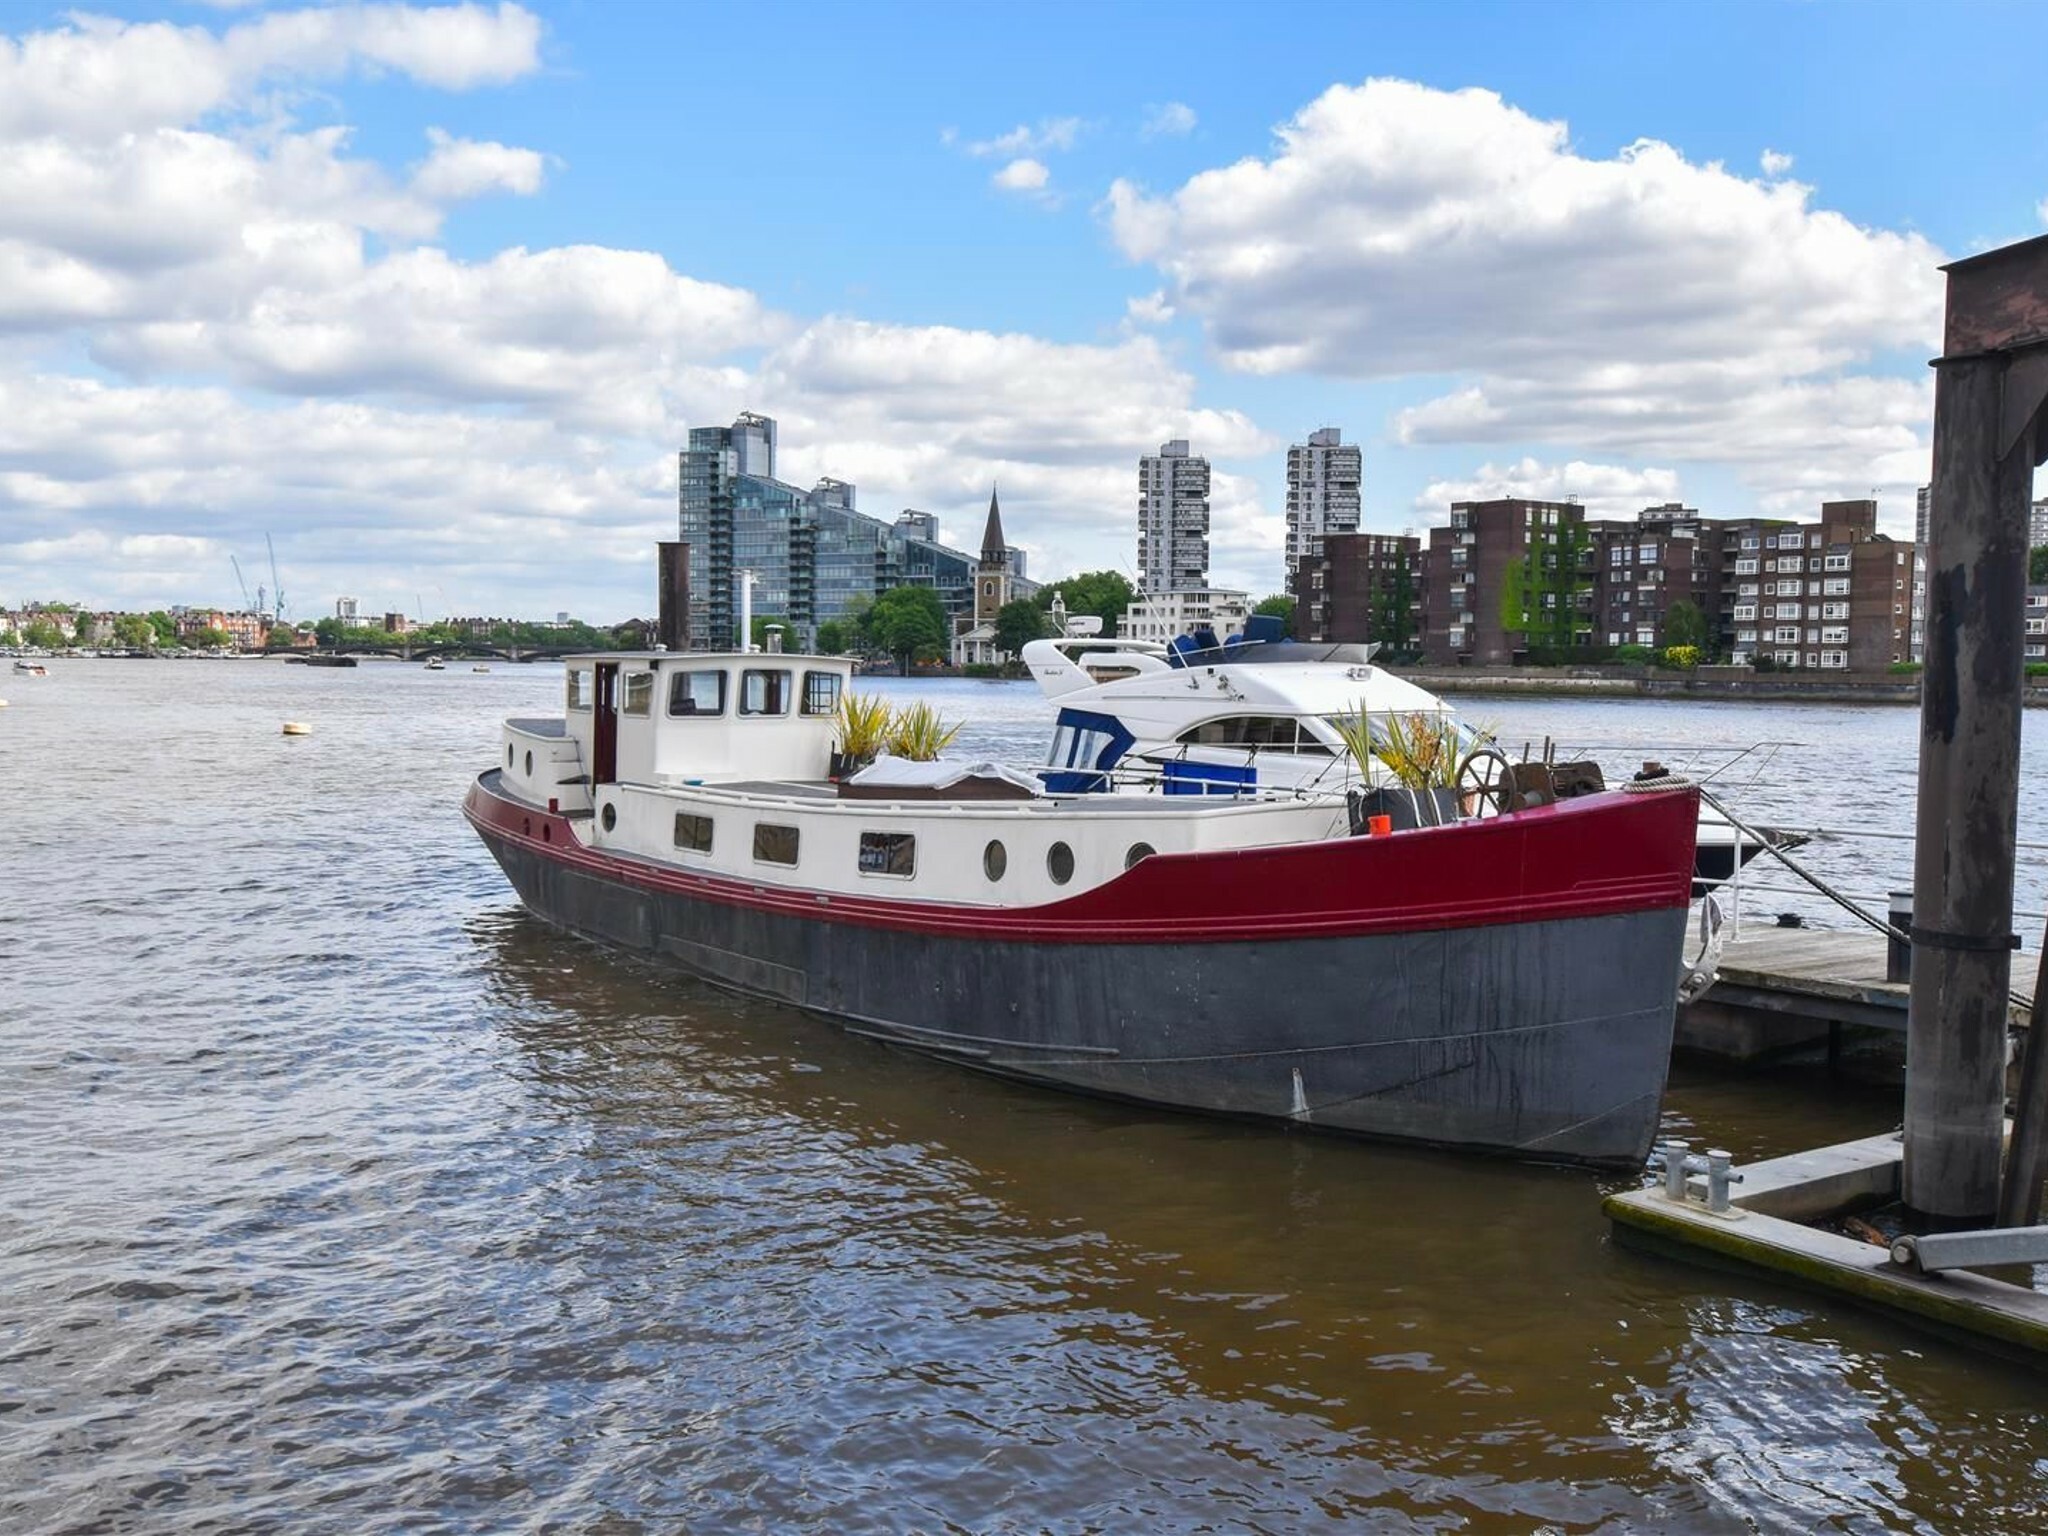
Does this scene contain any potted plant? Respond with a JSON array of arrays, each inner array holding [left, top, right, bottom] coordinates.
[[831, 693, 892, 779], [1331, 708, 1476, 832], [883, 700, 962, 762]]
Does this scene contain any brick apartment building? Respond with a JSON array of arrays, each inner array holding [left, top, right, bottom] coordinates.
[[1294, 531, 1421, 649], [1338, 495, 1919, 670], [1421, 498, 1587, 665], [1719, 500, 1914, 669], [1582, 503, 1723, 652]]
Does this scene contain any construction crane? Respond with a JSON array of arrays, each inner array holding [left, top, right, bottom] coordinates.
[[230, 555, 253, 610], [265, 534, 287, 622]]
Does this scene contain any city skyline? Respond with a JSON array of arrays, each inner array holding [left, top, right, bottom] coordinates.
[[2, 1, 2044, 619]]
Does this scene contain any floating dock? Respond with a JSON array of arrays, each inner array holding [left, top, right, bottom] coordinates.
[[1677, 929, 2030, 1061], [1607, 1132, 2048, 1361]]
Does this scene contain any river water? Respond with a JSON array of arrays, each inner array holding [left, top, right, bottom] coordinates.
[[3, 659, 2045, 1534]]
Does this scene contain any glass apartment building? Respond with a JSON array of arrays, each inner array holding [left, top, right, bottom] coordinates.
[[678, 414, 975, 650]]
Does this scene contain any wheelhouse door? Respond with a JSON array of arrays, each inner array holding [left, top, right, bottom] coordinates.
[[592, 662, 620, 785]]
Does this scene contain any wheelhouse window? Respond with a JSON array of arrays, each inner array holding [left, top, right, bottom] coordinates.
[[1180, 716, 1333, 755], [801, 670, 842, 717], [740, 669, 791, 716], [566, 668, 593, 712], [673, 812, 713, 854], [752, 823, 799, 865], [669, 669, 726, 717], [858, 831, 916, 878], [622, 672, 654, 717]]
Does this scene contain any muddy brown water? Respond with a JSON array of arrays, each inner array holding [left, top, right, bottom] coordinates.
[[3, 660, 2044, 1532]]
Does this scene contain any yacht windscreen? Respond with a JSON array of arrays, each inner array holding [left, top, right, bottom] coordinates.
[[1043, 708, 1135, 793]]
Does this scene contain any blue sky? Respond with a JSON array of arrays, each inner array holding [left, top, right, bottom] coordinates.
[[2, 0, 2045, 621]]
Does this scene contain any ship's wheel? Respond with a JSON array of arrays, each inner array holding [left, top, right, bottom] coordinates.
[[1457, 747, 1516, 819]]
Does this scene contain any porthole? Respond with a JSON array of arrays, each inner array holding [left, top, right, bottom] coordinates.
[[523, 817, 531, 836], [1047, 842, 1075, 885], [983, 839, 1007, 881], [505, 743, 513, 768], [601, 803, 617, 832], [542, 823, 552, 843], [1124, 842, 1156, 870], [524, 749, 534, 776]]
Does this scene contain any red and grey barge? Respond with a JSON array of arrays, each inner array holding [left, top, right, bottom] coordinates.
[[465, 650, 1701, 1166]]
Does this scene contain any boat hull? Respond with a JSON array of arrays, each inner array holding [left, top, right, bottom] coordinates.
[[466, 774, 1694, 1166]]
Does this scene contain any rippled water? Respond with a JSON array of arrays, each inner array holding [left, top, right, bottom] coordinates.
[[4, 660, 2045, 1534]]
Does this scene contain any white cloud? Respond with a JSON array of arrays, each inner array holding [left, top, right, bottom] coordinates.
[[1142, 102, 1197, 139], [1124, 289, 1175, 326], [410, 127, 546, 200], [0, 4, 542, 140], [1413, 458, 1683, 520], [1761, 148, 1794, 177], [992, 157, 1050, 194], [1107, 77, 1944, 515], [0, 8, 1283, 611], [960, 117, 1082, 158]]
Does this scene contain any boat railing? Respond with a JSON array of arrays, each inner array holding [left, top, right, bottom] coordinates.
[[1707, 801, 2045, 959]]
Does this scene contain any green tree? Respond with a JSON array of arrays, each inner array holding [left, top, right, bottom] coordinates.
[[1038, 570, 1134, 633], [1660, 597, 1710, 654], [1370, 563, 1418, 655], [995, 597, 1052, 657], [1252, 594, 1295, 638], [111, 613, 154, 649], [23, 618, 65, 649], [814, 620, 847, 656], [748, 614, 787, 650], [2031, 546, 2048, 585], [188, 625, 231, 649], [1497, 519, 1590, 656], [840, 593, 875, 649], [868, 584, 949, 671], [147, 611, 178, 646]]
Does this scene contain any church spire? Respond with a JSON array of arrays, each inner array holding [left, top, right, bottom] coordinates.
[[979, 484, 1007, 565]]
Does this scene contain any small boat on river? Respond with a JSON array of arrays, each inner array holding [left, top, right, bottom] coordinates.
[[466, 649, 1701, 1166], [1022, 629, 1800, 896], [12, 659, 49, 676]]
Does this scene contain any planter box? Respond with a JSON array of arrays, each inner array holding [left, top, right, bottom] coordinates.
[[1348, 786, 1460, 833]]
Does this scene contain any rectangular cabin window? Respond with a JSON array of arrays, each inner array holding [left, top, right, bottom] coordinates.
[[801, 670, 843, 717], [740, 669, 792, 716], [669, 669, 726, 717], [622, 672, 654, 717], [566, 668, 593, 712], [858, 831, 916, 878], [673, 812, 713, 854], [752, 823, 799, 865]]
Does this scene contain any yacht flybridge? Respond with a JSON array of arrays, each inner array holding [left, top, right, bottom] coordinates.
[[466, 648, 1702, 1166], [1022, 628, 1793, 892]]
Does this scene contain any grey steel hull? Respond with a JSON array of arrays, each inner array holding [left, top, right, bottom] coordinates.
[[475, 826, 1686, 1168]]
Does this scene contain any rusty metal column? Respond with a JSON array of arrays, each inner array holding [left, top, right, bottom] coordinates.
[[1905, 238, 2048, 1220]]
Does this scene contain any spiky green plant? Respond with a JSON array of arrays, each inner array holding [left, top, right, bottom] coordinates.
[[835, 692, 893, 761], [1332, 706, 1489, 790], [884, 699, 962, 762]]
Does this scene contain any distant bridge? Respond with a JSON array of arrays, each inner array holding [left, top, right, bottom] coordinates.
[[263, 642, 592, 663]]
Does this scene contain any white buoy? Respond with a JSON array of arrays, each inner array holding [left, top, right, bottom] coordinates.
[[281, 721, 312, 736]]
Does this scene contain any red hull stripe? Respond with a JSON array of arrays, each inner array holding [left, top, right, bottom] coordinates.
[[466, 775, 1699, 945]]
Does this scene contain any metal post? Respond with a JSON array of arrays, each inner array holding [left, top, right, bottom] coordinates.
[[1887, 890, 1913, 983], [1906, 323, 2034, 1220], [657, 541, 690, 652]]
